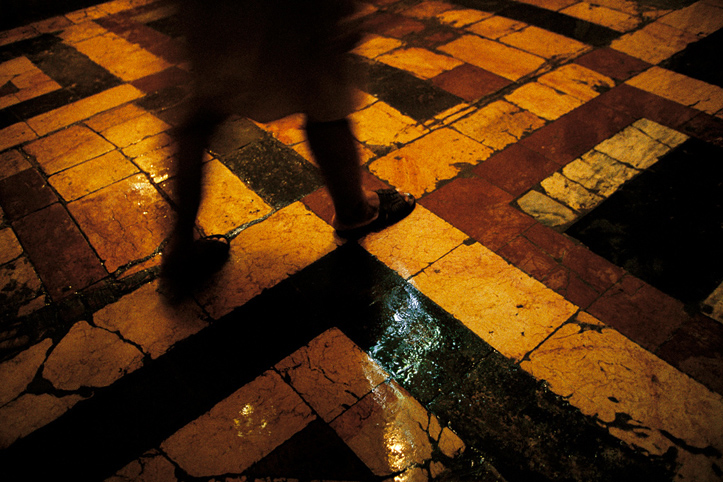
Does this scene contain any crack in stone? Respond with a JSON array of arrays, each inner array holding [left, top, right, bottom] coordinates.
[[660, 429, 723, 458]]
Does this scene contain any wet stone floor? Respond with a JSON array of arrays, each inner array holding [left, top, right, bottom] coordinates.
[[1, 0, 723, 480]]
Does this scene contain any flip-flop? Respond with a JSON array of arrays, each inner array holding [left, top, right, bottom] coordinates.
[[336, 189, 416, 239]]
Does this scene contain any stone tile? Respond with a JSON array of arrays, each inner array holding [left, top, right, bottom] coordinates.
[[681, 111, 723, 147], [0, 255, 43, 315], [500, 25, 590, 59], [402, 1, 456, 18], [197, 202, 337, 319], [431, 63, 511, 102], [560, 2, 640, 32], [593, 123, 671, 169], [516, 0, 579, 10], [24, 125, 115, 175], [632, 118, 689, 148], [42, 320, 144, 391], [94, 280, 207, 359], [521, 312, 723, 479], [100, 111, 172, 148], [411, 242, 578, 361], [302, 171, 388, 227], [574, 47, 651, 81], [561, 150, 640, 198], [0, 122, 37, 151], [452, 100, 546, 152], [377, 47, 463, 80], [505, 82, 584, 121], [596, 83, 698, 130], [0, 150, 31, 180], [122, 131, 174, 159], [350, 100, 428, 147], [352, 34, 404, 59], [0, 168, 58, 221], [0, 338, 52, 407], [657, 1, 723, 37], [161, 370, 314, 477], [439, 35, 546, 81], [107, 451, 176, 482], [73, 31, 171, 82], [498, 235, 559, 281], [275, 328, 389, 422], [362, 12, 426, 38], [540, 172, 604, 211], [84, 103, 147, 132], [561, 244, 625, 294], [27, 84, 144, 136], [0, 393, 83, 449], [466, 15, 527, 39], [368, 128, 493, 197], [130, 142, 177, 183], [68, 174, 173, 273], [473, 143, 559, 196], [130, 66, 192, 95], [436, 8, 493, 27], [588, 275, 690, 350], [48, 150, 138, 201], [627, 66, 723, 116], [611, 22, 698, 64], [330, 380, 464, 476], [0, 227, 22, 265], [362, 205, 469, 279], [0, 56, 62, 109], [57, 20, 108, 43], [542, 264, 601, 309], [538, 64, 616, 102], [14, 203, 107, 299], [516, 190, 577, 227], [256, 113, 306, 146]]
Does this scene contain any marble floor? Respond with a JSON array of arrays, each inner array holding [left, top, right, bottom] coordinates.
[[1, 0, 722, 480]]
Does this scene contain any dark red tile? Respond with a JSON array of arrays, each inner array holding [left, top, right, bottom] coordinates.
[[13, 204, 107, 300], [519, 96, 634, 165], [431, 63, 511, 102], [656, 313, 723, 395], [0, 168, 58, 221], [303, 172, 389, 226], [420, 177, 535, 250], [362, 12, 426, 38], [574, 48, 651, 81], [543, 265, 600, 309], [131, 67, 193, 94], [587, 275, 690, 351], [562, 245, 625, 294], [498, 236, 558, 281], [413, 29, 457, 49], [473, 144, 559, 196], [595, 84, 698, 131], [523, 222, 578, 261], [681, 112, 723, 148]]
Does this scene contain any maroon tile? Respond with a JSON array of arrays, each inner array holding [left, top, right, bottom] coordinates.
[[131, 67, 193, 94], [431, 63, 511, 102], [362, 12, 426, 38], [562, 245, 625, 294], [420, 177, 535, 250], [473, 144, 559, 196], [574, 48, 651, 81], [595, 84, 698, 131], [523, 222, 578, 261], [656, 313, 723, 395], [587, 275, 690, 351], [681, 112, 723, 148], [0, 168, 58, 221], [302, 172, 389, 226], [13, 204, 107, 300], [497, 236, 558, 281], [543, 265, 600, 309], [519, 95, 634, 165], [413, 29, 457, 49]]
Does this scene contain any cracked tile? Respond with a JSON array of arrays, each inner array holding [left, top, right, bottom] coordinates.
[[350, 100, 428, 147], [593, 122, 672, 169], [538, 64, 615, 102], [657, 1, 723, 37], [24, 125, 115, 175], [0, 256, 43, 313], [517, 190, 577, 227], [48, 150, 138, 201], [411, 243, 578, 361], [0, 150, 31, 180], [377, 48, 463, 80], [505, 81, 584, 121], [453, 100, 546, 151], [561, 150, 640, 198], [466, 15, 527, 40], [0, 227, 22, 265], [106, 450, 176, 482], [560, 2, 640, 32], [500, 25, 590, 60], [627, 66, 723, 116], [0, 338, 52, 407], [437, 8, 492, 28], [0, 122, 37, 152], [161, 369, 314, 477], [0, 393, 83, 449], [352, 34, 404, 59], [540, 172, 604, 211], [611, 21, 698, 64]]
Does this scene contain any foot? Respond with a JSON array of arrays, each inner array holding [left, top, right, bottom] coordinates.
[[335, 189, 415, 239]]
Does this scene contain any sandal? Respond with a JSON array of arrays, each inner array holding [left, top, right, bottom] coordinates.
[[336, 189, 415, 239]]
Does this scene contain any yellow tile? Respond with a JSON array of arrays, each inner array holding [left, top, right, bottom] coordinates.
[[32, 15, 73, 34], [437, 9, 493, 27], [24, 125, 115, 175], [94, 280, 208, 359], [657, 1, 723, 36], [466, 16, 527, 39], [161, 370, 314, 477], [377, 48, 463, 79], [48, 150, 138, 201], [100, 112, 172, 148], [0, 393, 83, 450], [611, 21, 698, 64], [590, 0, 652, 16], [362, 205, 469, 279], [57, 20, 107, 43], [0, 25, 39, 48], [195, 160, 273, 236], [402, 1, 456, 18], [439, 35, 546, 81], [65, 5, 107, 23], [352, 34, 403, 59], [501, 26, 590, 59], [197, 202, 337, 319], [0, 228, 23, 265], [85, 103, 146, 133], [27, 84, 144, 136], [369, 128, 492, 198], [515, 0, 579, 10], [132, 143, 178, 183], [540, 172, 604, 211], [627, 66, 723, 115], [257, 113, 306, 145], [0, 149, 31, 180], [349, 101, 428, 147], [0, 122, 37, 151], [121, 131, 175, 159], [275, 328, 389, 422], [411, 243, 578, 361], [561, 2, 640, 32], [538, 64, 615, 102], [73, 32, 171, 81], [521, 312, 723, 479], [452, 100, 546, 151], [68, 174, 173, 273], [505, 82, 584, 120]]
